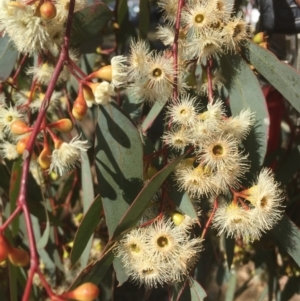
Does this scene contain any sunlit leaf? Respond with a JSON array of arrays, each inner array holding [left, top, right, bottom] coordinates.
[[0, 35, 18, 81], [190, 278, 207, 301], [220, 53, 269, 169], [243, 40, 300, 113], [70, 195, 102, 266]]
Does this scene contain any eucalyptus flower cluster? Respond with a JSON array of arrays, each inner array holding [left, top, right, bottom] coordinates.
[[114, 215, 202, 288], [163, 95, 254, 196], [0, 0, 87, 55]]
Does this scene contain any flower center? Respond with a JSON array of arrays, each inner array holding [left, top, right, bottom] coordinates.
[[130, 243, 140, 253], [260, 196, 267, 208], [157, 236, 168, 248], [180, 109, 187, 115], [233, 25, 242, 38], [212, 144, 224, 156], [194, 13, 204, 24], [6, 115, 13, 123], [152, 68, 162, 78], [142, 268, 155, 275], [232, 218, 242, 224]]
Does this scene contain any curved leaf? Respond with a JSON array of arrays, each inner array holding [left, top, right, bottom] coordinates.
[[141, 100, 167, 133], [70, 195, 102, 265], [243, 40, 300, 113], [0, 35, 18, 82], [220, 53, 269, 168], [80, 151, 95, 268], [139, 0, 150, 39], [271, 214, 300, 268], [112, 154, 187, 240], [190, 278, 207, 301], [225, 273, 237, 301]]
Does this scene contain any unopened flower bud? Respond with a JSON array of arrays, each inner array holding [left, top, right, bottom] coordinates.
[[10, 120, 31, 135], [40, 1, 57, 20], [86, 65, 112, 82], [16, 135, 31, 155], [50, 118, 73, 133], [72, 94, 88, 120], [170, 212, 185, 226], [8, 248, 30, 267], [0, 233, 10, 262], [38, 147, 52, 169], [61, 282, 100, 301], [253, 32, 266, 44], [144, 166, 158, 180]]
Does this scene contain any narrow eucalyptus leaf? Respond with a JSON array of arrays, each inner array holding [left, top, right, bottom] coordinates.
[[243, 40, 300, 113], [220, 53, 269, 169], [272, 214, 300, 268], [190, 278, 207, 301], [70, 195, 102, 265]]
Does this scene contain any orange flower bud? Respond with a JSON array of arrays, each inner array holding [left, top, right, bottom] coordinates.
[[72, 94, 88, 120], [10, 120, 31, 135], [8, 248, 30, 267], [0, 234, 10, 262], [62, 283, 100, 301], [16, 135, 31, 155], [86, 65, 112, 82], [50, 118, 73, 133], [38, 147, 52, 169], [40, 1, 57, 20]]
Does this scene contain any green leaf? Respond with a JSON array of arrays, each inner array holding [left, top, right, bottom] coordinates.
[[112, 154, 186, 240], [172, 191, 198, 219], [190, 278, 207, 301], [225, 237, 235, 269], [70, 195, 102, 266], [36, 218, 50, 250], [95, 103, 144, 238], [113, 257, 128, 286], [70, 250, 114, 288], [272, 214, 300, 268], [225, 273, 237, 301], [139, 0, 150, 39], [220, 53, 269, 168], [8, 262, 18, 301], [169, 280, 190, 301], [71, 3, 112, 47], [80, 151, 95, 268], [10, 159, 22, 237], [0, 35, 18, 81], [0, 163, 10, 193], [243, 40, 300, 113], [141, 100, 167, 133]]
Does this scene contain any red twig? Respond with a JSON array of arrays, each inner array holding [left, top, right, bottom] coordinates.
[[12, 1, 76, 300], [12, 54, 28, 82], [0, 206, 22, 231], [201, 197, 218, 239], [206, 57, 213, 104], [172, 0, 185, 101]]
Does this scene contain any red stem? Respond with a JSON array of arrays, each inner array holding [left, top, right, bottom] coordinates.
[[201, 197, 218, 239], [172, 0, 185, 100], [13, 1, 76, 300], [12, 54, 28, 82], [206, 58, 213, 104], [0, 206, 22, 231]]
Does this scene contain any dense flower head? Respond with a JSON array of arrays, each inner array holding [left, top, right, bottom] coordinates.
[[114, 216, 203, 288]]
